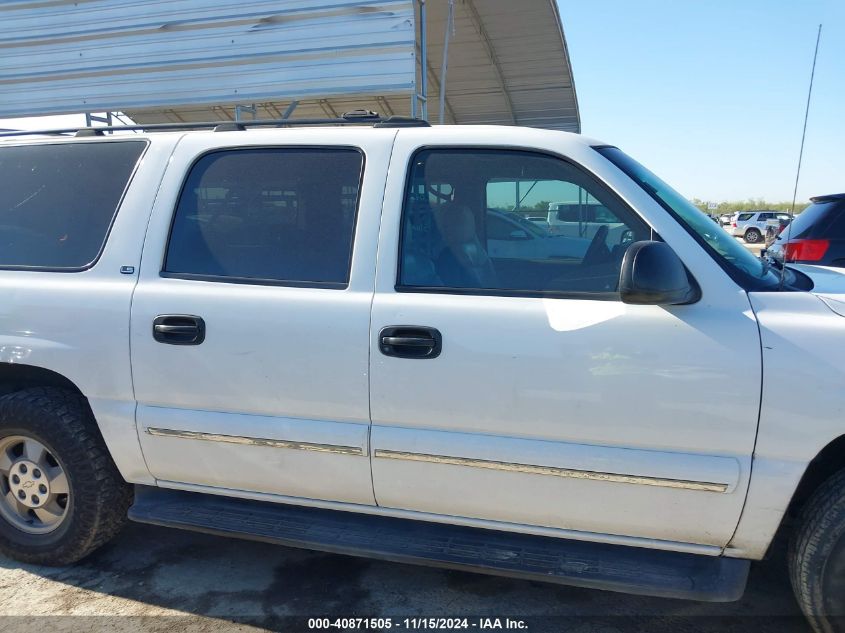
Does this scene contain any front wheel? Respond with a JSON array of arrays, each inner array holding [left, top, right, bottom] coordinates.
[[0, 387, 132, 565], [744, 228, 762, 243], [789, 469, 845, 632]]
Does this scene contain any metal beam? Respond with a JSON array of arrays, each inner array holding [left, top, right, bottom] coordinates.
[[418, 0, 428, 120], [416, 43, 456, 123], [438, 0, 455, 125], [281, 101, 299, 119], [465, 0, 517, 125], [318, 99, 339, 118], [376, 96, 395, 117]]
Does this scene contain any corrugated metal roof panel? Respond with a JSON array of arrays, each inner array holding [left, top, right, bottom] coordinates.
[[0, 0, 579, 132], [0, 0, 415, 117]]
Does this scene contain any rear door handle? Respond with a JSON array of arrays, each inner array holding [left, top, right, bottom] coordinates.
[[379, 326, 441, 359], [153, 315, 205, 345]]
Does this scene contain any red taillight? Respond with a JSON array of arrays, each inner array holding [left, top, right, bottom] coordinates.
[[731, 222, 737, 227], [783, 239, 830, 262]]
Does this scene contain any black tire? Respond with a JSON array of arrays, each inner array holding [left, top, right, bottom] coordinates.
[[0, 387, 132, 565], [789, 469, 845, 633], [744, 228, 762, 243]]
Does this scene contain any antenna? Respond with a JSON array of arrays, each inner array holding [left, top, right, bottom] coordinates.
[[779, 24, 822, 288]]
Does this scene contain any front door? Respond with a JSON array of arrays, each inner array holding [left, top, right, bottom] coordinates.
[[369, 140, 761, 547], [131, 131, 393, 506]]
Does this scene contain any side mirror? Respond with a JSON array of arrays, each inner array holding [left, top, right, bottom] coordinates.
[[619, 241, 700, 305]]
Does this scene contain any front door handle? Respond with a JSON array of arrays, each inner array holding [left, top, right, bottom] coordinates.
[[379, 326, 441, 359], [153, 315, 205, 345]]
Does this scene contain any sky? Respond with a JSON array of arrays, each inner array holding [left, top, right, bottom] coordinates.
[[2, 2, 841, 204], [557, 0, 844, 203]]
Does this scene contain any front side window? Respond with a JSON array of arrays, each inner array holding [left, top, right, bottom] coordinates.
[[164, 148, 363, 287], [398, 149, 649, 296], [0, 141, 146, 269]]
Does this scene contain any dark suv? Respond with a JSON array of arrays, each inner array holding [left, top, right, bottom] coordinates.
[[767, 194, 845, 267]]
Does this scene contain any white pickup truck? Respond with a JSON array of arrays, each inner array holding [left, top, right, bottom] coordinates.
[[0, 117, 843, 631]]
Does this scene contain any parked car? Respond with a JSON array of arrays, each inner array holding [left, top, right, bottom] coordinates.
[[767, 195, 845, 267], [486, 209, 590, 261], [545, 200, 629, 244], [719, 213, 733, 226], [523, 214, 550, 227], [731, 210, 791, 243], [1, 120, 844, 632]]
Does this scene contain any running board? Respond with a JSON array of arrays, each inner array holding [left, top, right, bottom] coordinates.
[[128, 486, 749, 602]]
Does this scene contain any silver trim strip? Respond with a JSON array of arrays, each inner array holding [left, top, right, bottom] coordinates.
[[146, 427, 365, 457], [373, 450, 728, 493]]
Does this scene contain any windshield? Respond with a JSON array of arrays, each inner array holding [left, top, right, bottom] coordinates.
[[595, 147, 782, 289]]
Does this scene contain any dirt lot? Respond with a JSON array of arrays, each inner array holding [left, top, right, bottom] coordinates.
[[0, 521, 811, 633]]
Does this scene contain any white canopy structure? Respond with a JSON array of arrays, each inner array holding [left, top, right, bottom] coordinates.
[[0, 0, 579, 131]]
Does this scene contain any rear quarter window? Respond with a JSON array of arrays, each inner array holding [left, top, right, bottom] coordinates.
[[789, 201, 845, 239], [737, 213, 754, 221], [0, 141, 146, 270]]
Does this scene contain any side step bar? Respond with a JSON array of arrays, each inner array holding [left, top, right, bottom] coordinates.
[[128, 486, 749, 602]]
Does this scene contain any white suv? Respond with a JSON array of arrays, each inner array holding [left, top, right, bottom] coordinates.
[[731, 210, 790, 243], [0, 118, 844, 632]]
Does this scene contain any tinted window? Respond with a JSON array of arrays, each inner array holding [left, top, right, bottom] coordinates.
[[596, 146, 783, 289], [165, 148, 363, 287], [399, 149, 649, 295], [0, 141, 145, 269], [789, 200, 845, 239], [486, 213, 523, 240], [737, 213, 754, 221]]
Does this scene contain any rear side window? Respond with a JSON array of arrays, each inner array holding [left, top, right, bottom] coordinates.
[[164, 148, 363, 287], [0, 141, 146, 269], [737, 213, 754, 221], [789, 200, 845, 239]]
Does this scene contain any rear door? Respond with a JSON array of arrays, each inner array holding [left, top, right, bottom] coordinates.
[[131, 129, 394, 505], [368, 129, 761, 548]]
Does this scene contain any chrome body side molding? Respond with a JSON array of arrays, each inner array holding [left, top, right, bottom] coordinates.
[[373, 449, 728, 493], [146, 427, 366, 457]]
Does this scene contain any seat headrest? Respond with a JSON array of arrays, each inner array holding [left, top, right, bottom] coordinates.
[[435, 203, 478, 245]]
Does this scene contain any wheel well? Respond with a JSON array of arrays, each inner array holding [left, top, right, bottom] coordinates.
[[785, 435, 845, 521], [0, 363, 83, 399]]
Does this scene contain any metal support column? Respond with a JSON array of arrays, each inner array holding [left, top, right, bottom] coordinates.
[[439, 0, 455, 124], [412, 0, 429, 120], [85, 111, 114, 132], [281, 101, 299, 119], [234, 104, 257, 121]]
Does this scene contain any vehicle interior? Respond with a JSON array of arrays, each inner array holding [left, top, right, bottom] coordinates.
[[165, 149, 362, 285], [399, 149, 649, 294]]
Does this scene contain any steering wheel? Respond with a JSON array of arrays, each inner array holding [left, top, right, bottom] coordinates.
[[581, 224, 610, 268]]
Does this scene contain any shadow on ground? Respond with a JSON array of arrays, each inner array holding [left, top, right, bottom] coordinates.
[[0, 522, 811, 632]]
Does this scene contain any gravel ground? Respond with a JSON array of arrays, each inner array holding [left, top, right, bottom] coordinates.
[[0, 520, 811, 633]]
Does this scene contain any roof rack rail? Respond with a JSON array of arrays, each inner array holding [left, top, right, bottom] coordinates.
[[0, 111, 430, 139]]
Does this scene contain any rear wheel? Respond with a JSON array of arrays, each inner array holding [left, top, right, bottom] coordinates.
[[789, 469, 845, 632], [0, 387, 132, 565], [744, 228, 762, 243]]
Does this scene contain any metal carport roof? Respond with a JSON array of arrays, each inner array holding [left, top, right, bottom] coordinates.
[[0, 0, 579, 132]]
